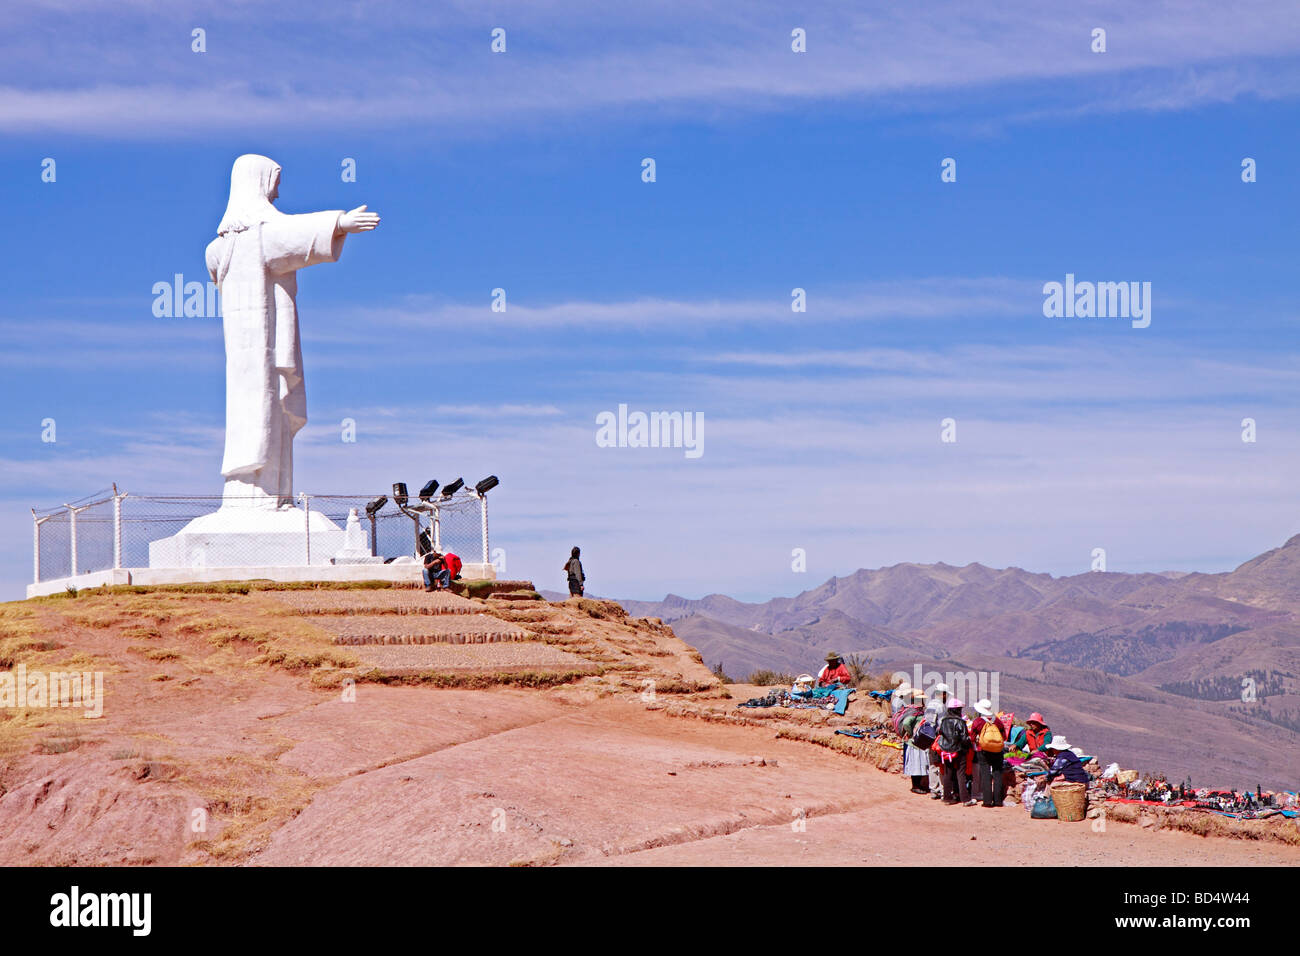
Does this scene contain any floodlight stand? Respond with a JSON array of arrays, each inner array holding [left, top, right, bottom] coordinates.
[[393, 497, 428, 557]]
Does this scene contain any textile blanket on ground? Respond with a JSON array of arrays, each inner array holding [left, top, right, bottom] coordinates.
[[1015, 757, 1051, 775]]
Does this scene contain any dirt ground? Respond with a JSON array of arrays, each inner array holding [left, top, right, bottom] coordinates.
[[1, 589, 1296, 866]]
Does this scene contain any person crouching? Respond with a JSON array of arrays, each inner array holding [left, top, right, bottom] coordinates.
[[423, 551, 450, 591]]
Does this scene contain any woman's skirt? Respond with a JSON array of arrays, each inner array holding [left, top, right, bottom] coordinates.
[[903, 742, 929, 776]]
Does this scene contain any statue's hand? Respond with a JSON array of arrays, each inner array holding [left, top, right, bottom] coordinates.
[[338, 205, 381, 234]]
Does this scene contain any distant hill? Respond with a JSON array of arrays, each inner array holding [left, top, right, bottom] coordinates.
[[614, 536, 1300, 788]]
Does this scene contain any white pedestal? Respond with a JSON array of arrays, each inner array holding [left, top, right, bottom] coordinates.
[[148, 505, 344, 569]]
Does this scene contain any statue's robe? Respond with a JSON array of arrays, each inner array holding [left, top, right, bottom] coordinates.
[[205, 211, 344, 506]]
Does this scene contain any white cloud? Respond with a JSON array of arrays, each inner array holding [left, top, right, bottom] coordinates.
[[4, 2, 1300, 135]]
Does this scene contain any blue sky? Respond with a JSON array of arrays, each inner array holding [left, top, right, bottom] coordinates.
[[3, 1, 1300, 601]]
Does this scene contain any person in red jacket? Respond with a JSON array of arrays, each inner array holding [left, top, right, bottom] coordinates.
[[817, 652, 852, 687]]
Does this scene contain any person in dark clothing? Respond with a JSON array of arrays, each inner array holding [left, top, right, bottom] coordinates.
[[970, 699, 1006, 807], [423, 551, 449, 591], [937, 699, 973, 806], [564, 547, 585, 597], [1042, 738, 1090, 784]]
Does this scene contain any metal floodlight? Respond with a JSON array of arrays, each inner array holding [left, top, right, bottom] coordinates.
[[418, 479, 439, 501], [392, 482, 409, 506], [441, 477, 464, 497], [474, 475, 499, 495], [365, 495, 388, 516]]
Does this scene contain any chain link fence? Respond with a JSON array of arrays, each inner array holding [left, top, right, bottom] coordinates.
[[32, 487, 490, 583]]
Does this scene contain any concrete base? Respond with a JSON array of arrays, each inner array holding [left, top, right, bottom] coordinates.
[[26, 562, 497, 599], [149, 504, 345, 569]]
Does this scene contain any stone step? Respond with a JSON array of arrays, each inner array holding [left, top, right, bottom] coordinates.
[[273, 590, 479, 615], [315, 613, 532, 645], [347, 642, 598, 677]]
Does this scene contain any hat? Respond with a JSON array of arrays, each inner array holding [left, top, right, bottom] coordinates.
[[933, 683, 950, 694], [825, 651, 842, 662], [1045, 738, 1069, 750], [947, 698, 964, 710], [1026, 713, 1046, 726], [910, 688, 928, 700], [974, 699, 994, 717], [894, 682, 912, 695]]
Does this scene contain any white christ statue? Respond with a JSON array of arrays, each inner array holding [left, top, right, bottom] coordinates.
[[206, 154, 380, 509]]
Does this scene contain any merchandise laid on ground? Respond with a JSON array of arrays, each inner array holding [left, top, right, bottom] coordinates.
[[727, 678, 1299, 827], [3, 581, 1296, 870]]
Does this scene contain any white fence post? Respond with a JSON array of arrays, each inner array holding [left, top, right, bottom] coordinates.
[[479, 494, 490, 566], [32, 509, 40, 584], [301, 494, 311, 565], [65, 504, 78, 577], [433, 505, 442, 553], [112, 485, 124, 570]]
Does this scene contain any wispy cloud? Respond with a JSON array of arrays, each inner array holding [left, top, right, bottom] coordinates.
[[5, 2, 1300, 136]]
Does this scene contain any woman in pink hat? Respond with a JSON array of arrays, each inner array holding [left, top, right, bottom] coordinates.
[[936, 699, 974, 805]]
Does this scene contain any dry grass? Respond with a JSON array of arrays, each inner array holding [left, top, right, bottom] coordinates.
[[358, 668, 597, 689], [572, 598, 628, 621], [0, 708, 83, 761], [175, 751, 325, 862]]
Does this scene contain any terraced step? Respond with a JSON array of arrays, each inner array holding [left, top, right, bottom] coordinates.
[[347, 642, 599, 677], [317, 613, 531, 645], [273, 590, 479, 615]]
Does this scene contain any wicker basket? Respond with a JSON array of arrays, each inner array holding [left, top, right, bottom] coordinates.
[[1051, 782, 1088, 822]]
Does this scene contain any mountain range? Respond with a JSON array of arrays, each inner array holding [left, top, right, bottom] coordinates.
[[600, 536, 1300, 789]]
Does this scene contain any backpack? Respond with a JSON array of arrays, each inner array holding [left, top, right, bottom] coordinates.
[[892, 704, 922, 737], [937, 716, 969, 754], [977, 719, 1005, 753], [444, 553, 463, 579], [911, 719, 937, 751]]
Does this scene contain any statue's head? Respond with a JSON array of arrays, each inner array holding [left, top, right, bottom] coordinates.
[[217, 154, 283, 235]]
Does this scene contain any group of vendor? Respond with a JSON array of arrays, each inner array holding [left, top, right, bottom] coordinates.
[[884, 678, 1087, 807]]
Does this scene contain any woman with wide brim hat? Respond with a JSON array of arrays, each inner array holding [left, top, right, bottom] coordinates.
[[970, 698, 1006, 807], [1023, 712, 1052, 755], [1042, 736, 1089, 786], [817, 651, 852, 688]]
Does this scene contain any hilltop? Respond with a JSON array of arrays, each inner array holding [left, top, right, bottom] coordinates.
[[0, 581, 1296, 866]]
